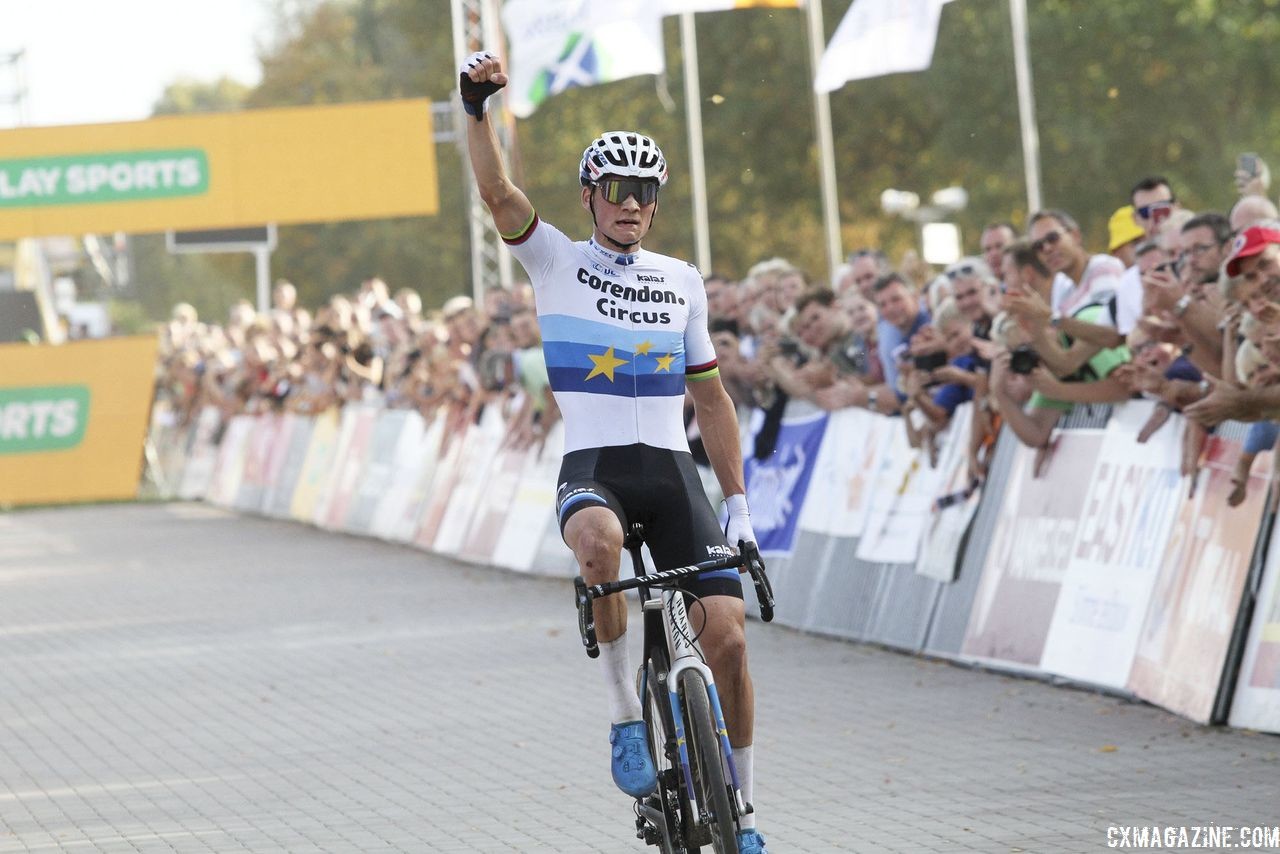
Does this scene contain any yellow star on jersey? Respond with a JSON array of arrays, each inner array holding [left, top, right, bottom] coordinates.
[[635, 340, 654, 356], [655, 353, 675, 373], [585, 346, 628, 382]]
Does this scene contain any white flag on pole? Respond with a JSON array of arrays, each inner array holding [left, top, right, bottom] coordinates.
[[814, 0, 955, 93], [501, 0, 665, 119], [660, 0, 802, 11]]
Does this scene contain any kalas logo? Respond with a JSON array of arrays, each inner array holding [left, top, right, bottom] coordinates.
[[0, 385, 90, 454]]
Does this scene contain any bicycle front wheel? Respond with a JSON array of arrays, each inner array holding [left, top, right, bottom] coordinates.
[[680, 669, 738, 854]]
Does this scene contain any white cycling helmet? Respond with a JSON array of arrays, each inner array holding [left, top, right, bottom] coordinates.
[[579, 130, 669, 187]]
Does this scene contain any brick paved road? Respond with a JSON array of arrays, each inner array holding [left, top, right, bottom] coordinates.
[[0, 504, 1276, 854]]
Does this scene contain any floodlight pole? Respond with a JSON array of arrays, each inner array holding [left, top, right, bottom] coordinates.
[[1009, 0, 1043, 213], [805, 0, 843, 284]]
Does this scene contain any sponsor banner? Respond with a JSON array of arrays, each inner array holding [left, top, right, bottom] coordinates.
[[1128, 436, 1270, 723], [207, 415, 255, 507], [369, 412, 434, 542], [961, 431, 1104, 668], [0, 336, 156, 505], [415, 425, 472, 550], [799, 406, 868, 537], [856, 422, 945, 565], [289, 409, 341, 522], [434, 409, 507, 556], [916, 403, 980, 582], [494, 424, 567, 572], [745, 411, 827, 556], [321, 407, 378, 530], [1039, 402, 1184, 688], [234, 414, 282, 512], [178, 407, 223, 500], [262, 414, 312, 518], [0, 100, 438, 240], [460, 441, 532, 564], [345, 410, 412, 534], [1231, 514, 1280, 733]]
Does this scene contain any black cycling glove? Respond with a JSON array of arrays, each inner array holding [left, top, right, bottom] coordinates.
[[459, 51, 504, 122]]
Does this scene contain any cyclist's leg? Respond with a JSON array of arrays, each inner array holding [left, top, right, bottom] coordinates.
[[557, 461, 657, 798], [562, 505, 626, 640]]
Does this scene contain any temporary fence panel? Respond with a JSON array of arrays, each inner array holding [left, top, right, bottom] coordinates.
[[414, 424, 472, 550], [1127, 435, 1271, 723], [369, 412, 435, 543], [178, 407, 223, 501], [915, 403, 981, 583], [1230, 512, 1280, 733], [1038, 402, 1184, 689], [744, 409, 828, 557], [206, 415, 254, 507], [434, 409, 507, 557], [494, 425, 566, 573], [856, 426, 944, 566], [459, 441, 531, 565], [924, 427, 1019, 658], [320, 407, 378, 530], [959, 430, 1105, 672], [345, 410, 413, 534], [263, 414, 314, 518], [234, 413, 282, 513], [289, 409, 341, 522]]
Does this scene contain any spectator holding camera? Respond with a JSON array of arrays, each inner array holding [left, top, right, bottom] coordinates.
[[901, 297, 983, 432], [873, 272, 931, 411]]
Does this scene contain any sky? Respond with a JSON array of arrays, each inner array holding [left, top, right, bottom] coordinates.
[[7, 0, 270, 128]]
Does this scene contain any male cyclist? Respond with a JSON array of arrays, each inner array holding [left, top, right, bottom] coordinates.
[[460, 52, 769, 854]]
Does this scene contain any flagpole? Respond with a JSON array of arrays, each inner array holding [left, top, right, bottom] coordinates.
[[680, 12, 713, 275], [1008, 0, 1042, 212], [805, 0, 842, 284]]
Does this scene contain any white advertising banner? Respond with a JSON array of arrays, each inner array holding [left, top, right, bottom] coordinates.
[[1230, 517, 1280, 733], [369, 411, 430, 542], [494, 423, 566, 573], [1039, 402, 1184, 688], [856, 424, 943, 565], [915, 403, 980, 583]]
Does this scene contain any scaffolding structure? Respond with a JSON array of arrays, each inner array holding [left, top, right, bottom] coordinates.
[[450, 0, 515, 303]]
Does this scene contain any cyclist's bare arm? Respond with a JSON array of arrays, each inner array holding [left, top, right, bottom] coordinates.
[[460, 53, 534, 237], [687, 376, 747, 499]]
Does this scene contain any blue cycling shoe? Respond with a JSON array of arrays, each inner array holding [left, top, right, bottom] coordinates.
[[737, 828, 769, 854], [609, 720, 657, 797]]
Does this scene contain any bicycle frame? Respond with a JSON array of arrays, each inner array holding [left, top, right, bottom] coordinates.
[[573, 524, 775, 847]]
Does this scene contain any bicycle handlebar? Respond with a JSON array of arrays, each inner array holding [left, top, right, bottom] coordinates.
[[572, 541, 775, 658]]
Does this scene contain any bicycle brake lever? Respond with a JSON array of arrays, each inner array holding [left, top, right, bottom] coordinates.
[[738, 541, 775, 623], [574, 576, 600, 658]]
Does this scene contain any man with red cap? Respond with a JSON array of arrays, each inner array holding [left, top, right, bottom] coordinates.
[[1186, 223, 1280, 426]]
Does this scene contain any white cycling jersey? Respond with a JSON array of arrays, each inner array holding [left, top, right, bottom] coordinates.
[[503, 212, 718, 455]]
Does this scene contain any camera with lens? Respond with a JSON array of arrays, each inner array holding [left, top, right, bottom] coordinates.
[[1008, 344, 1041, 375], [912, 350, 948, 372], [777, 337, 809, 367]]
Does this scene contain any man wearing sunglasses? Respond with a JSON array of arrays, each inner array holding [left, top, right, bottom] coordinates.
[[459, 52, 771, 854], [1114, 177, 1181, 336]]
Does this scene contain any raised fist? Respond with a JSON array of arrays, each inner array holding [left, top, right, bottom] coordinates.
[[459, 51, 508, 121]]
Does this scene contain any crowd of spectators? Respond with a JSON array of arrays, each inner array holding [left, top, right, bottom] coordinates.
[[156, 153, 1280, 509]]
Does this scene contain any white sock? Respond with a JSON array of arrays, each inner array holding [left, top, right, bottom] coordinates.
[[734, 744, 755, 830], [599, 635, 643, 724]]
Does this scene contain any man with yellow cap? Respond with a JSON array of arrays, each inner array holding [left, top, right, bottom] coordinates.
[[1108, 205, 1146, 268]]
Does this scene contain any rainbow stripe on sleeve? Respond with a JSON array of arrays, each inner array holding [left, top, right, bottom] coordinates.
[[686, 359, 719, 382]]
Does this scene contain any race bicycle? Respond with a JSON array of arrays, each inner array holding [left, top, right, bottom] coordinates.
[[574, 523, 775, 854]]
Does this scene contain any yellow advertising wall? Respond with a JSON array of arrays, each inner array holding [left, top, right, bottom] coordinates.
[[0, 99, 438, 240], [0, 336, 158, 505]]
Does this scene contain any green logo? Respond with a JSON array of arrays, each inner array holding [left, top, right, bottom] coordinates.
[[0, 149, 209, 208], [0, 385, 91, 453]]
